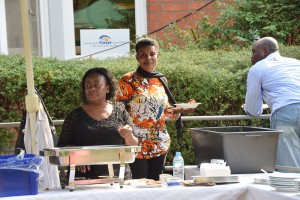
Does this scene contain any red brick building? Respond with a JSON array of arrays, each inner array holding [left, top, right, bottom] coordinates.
[[146, 0, 226, 40], [0, 0, 228, 59]]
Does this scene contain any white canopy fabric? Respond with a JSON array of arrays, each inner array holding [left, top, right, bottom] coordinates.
[[24, 102, 61, 190]]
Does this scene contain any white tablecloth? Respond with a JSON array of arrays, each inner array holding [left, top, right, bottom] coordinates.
[[1, 183, 247, 200], [2, 166, 300, 200], [246, 184, 300, 200]]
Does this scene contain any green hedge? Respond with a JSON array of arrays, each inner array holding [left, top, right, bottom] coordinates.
[[1, 46, 300, 164]]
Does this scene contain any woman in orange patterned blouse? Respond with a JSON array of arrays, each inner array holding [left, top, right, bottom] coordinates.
[[116, 38, 188, 180]]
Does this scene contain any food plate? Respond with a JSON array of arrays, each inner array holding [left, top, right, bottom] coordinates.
[[275, 187, 298, 192], [269, 173, 300, 179], [174, 103, 201, 109], [269, 173, 300, 192], [125, 179, 163, 188], [134, 184, 163, 188], [254, 177, 270, 185], [182, 181, 215, 187]]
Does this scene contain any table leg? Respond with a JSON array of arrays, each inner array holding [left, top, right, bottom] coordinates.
[[108, 164, 114, 186], [68, 153, 76, 191], [119, 148, 125, 188]]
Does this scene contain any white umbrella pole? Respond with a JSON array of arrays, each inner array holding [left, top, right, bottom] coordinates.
[[20, 0, 39, 154]]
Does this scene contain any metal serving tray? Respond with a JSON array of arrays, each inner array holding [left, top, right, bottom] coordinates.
[[192, 175, 239, 184], [40, 145, 141, 191]]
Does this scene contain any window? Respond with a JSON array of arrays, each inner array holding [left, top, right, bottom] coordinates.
[[5, 0, 40, 56], [73, 0, 135, 55]]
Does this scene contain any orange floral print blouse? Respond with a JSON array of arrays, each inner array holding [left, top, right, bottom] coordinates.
[[116, 72, 178, 159]]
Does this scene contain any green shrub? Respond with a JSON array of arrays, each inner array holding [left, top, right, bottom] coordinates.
[[157, 0, 300, 51], [217, 0, 300, 45], [1, 46, 300, 164], [0, 128, 15, 153]]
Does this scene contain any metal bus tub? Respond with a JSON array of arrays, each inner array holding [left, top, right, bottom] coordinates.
[[190, 126, 282, 174]]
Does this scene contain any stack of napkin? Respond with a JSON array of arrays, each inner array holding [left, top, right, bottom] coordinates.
[[200, 159, 231, 177]]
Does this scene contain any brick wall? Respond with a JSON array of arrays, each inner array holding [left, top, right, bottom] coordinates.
[[147, 0, 228, 40]]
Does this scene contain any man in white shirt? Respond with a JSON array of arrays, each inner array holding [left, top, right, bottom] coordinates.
[[244, 37, 300, 171]]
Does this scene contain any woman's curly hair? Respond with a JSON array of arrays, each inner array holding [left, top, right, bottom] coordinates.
[[81, 67, 116, 104]]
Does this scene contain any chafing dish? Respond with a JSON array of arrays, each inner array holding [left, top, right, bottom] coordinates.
[[40, 145, 141, 191]]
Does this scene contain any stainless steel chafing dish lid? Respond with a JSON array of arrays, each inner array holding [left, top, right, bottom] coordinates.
[[40, 145, 141, 166], [40, 145, 141, 157]]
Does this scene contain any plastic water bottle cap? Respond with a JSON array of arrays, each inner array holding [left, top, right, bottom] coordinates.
[[175, 152, 181, 156]]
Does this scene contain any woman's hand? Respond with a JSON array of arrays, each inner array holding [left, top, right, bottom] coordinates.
[[118, 124, 138, 145], [166, 107, 181, 119], [118, 124, 133, 139], [76, 165, 90, 173]]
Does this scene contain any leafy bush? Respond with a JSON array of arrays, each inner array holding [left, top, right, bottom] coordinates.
[[0, 127, 17, 155], [157, 0, 300, 50], [215, 0, 300, 45], [1, 45, 300, 164]]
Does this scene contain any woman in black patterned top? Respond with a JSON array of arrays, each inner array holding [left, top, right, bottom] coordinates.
[[57, 67, 138, 179]]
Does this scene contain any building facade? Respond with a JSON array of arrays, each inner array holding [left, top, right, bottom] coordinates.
[[0, 0, 221, 60]]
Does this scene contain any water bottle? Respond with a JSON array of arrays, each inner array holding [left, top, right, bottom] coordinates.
[[173, 152, 184, 180]]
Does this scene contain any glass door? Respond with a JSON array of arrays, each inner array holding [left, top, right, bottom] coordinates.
[[73, 0, 135, 55], [5, 0, 40, 56]]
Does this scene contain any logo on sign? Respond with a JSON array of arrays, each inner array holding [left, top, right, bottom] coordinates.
[[99, 35, 112, 44]]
